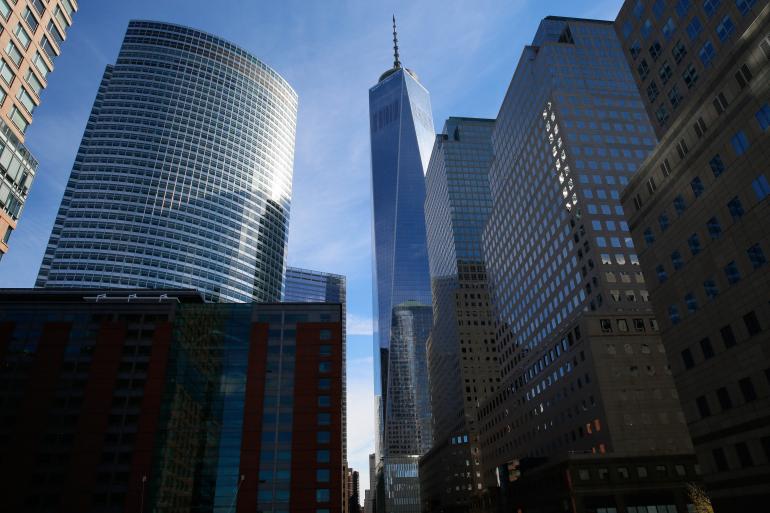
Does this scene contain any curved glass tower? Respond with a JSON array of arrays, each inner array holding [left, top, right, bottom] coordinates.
[[369, 18, 434, 513], [35, 20, 298, 303]]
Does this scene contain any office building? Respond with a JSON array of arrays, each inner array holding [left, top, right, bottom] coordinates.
[[419, 117, 498, 512], [369, 18, 434, 513], [616, 1, 770, 508], [0, 289, 344, 513], [284, 266, 349, 511], [0, 0, 77, 256], [476, 16, 695, 511], [35, 21, 298, 303]]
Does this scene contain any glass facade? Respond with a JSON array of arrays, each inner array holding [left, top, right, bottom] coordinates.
[[369, 56, 434, 511], [35, 21, 298, 303]]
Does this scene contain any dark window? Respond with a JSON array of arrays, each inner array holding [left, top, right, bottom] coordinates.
[[682, 64, 698, 88], [713, 92, 729, 114], [738, 377, 757, 402], [732, 131, 750, 156], [688, 233, 702, 256], [720, 325, 737, 348], [685, 293, 698, 313], [671, 251, 684, 270], [630, 40, 642, 59], [735, 442, 754, 468], [672, 40, 687, 63], [674, 195, 687, 216], [659, 212, 670, 231], [747, 244, 767, 269], [727, 196, 744, 220], [706, 217, 722, 239], [752, 175, 770, 200], [693, 117, 707, 138], [637, 59, 650, 80], [696, 396, 711, 418], [660, 159, 672, 176], [644, 228, 655, 246], [743, 311, 761, 336], [690, 177, 704, 197], [681, 348, 695, 369], [709, 154, 726, 177], [659, 61, 673, 83], [716, 387, 732, 410], [735, 64, 753, 89], [712, 448, 728, 471], [700, 338, 715, 359], [647, 81, 660, 103], [703, 279, 719, 300], [649, 41, 663, 60], [669, 304, 681, 325], [724, 261, 741, 284], [656, 265, 668, 283]]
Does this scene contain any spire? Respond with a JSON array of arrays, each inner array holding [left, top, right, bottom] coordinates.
[[392, 15, 401, 69]]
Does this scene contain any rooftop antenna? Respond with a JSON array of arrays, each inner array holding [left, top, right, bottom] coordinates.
[[392, 15, 401, 69]]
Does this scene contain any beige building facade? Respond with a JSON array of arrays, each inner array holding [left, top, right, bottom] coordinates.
[[0, 0, 76, 255]]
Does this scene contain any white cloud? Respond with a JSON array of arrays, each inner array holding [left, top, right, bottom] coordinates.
[[347, 314, 374, 336]]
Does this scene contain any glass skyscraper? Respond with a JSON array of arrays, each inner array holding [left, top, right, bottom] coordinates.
[[369, 19, 434, 513], [35, 20, 298, 303]]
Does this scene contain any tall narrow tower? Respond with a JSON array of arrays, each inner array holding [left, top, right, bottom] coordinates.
[[369, 16, 435, 513]]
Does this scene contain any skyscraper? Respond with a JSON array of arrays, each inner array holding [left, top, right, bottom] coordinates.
[[369, 17, 434, 513], [0, 0, 77, 257], [35, 20, 298, 303], [420, 117, 499, 512], [476, 17, 695, 509], [616, 2, 770, 509]]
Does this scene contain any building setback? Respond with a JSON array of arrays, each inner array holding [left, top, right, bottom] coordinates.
[[0, 289, 344, 513], [0, 0, 77, 256], [368, 18, 435, 513], [420, 117, 499, 512], [616, 1, 770, 509], [36, 20, 298, 303], [476, 16, 696, 511]]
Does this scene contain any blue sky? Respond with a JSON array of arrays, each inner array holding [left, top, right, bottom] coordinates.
[[0, 0, 623, 487]]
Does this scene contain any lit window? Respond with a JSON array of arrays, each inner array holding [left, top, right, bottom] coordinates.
[[731, 131, 749, 155], [756, 104, 770, 131], [699, 40, 716, 67], [716, 15, 735, 42]]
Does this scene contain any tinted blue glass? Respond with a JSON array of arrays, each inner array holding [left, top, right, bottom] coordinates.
[[35, 21, 298, 303]]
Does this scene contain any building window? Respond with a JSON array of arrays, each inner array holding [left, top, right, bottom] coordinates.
[[646, 81, 660, 102], [318, 395, 331, 407], [743, 311, 761, 336], [317, 431, 331, 444], [685, 293, 698, 313], [672, 39, 687, 63], [316, 489, 330, 502], [696, 396, 711, 418], [681, 348, 695, 369], [700, 337, 715, 359], [14, 24, 32, 49], [751, 175, 770, 200], [671, 251, 684, 270], [660, 159, 672, 176], [318, 362, 331, 373], [756, 104, 770, 131], [681, 64, 698, 89], [658, 212, 670, 231], [319, 344, 332, 356], [316, 450, 330, 463], [22, 7, 39, 32], [703, 279, 719, 300], [713, 92, 729, 114], [676, 139, 689, 158], [630, 40, 642, 59], [716, 15, 735, 42], [712, 448, 728, 471], [318, 378, 330, 390], [747, 243, 767, 269], [716, 387, 732, 410], [724, 261, 741, 284], [659, 61, 673, 83], [709, 154, 726, 177], [706, 217, 722, 239], [668, 86, 684, 108], [739, 377, 757, 402], [656, 265, 668, 283], [732, 131, 753, 157], [668, 304, 681, 325], [735, 442, 754, 468], [673, 195, 687, 216], [656, 105, 669, 126], [720, 324, 737, 348], [16, 87, 36, 114], [688, 233, 702, 255], [0, 0, 10, 20], [735, 0, 757, 16], [698, 41, 717, 68], [649, 41, 663, 60], [686, 17, 703, 40], [5, 41, 22, 66], [637, 59, 650, 80], [727, 196, 744, 220], [643, 228, 655, 246], [690, 177, 705, 197], [734, 64, 753, 89], [9, 107, 29, 133], [316, 469, 330, 482], [675, 0, 692, 17], [693, 117, 707, 137], [317, 413, 331, 425]]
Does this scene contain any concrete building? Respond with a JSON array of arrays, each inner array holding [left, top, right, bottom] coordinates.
[[419, 117, 499, 512], [368, 17, 435, 513], [475, 16, 695, 511], [36, 21, 297, 303], [0, 0, 77, 256], [616, 1, 770, 509], [0, 289, 344, 513]]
